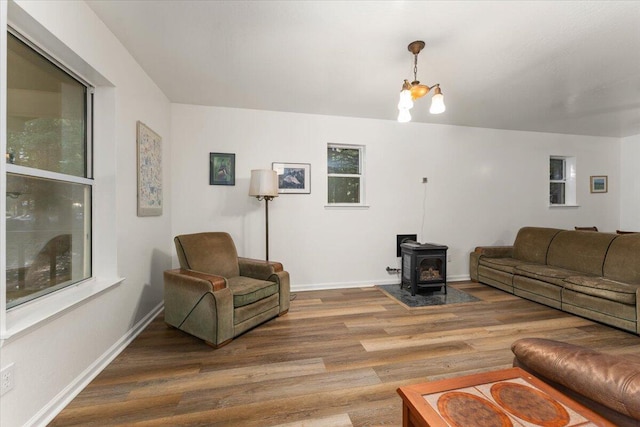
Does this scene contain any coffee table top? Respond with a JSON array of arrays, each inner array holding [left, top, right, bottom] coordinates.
[[397, 367, 615, 427]]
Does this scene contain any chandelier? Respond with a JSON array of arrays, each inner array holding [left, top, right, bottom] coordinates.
[[397, 41, 446, 123]]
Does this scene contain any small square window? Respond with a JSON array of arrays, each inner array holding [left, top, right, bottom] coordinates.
[[327, 144, 364, 205]]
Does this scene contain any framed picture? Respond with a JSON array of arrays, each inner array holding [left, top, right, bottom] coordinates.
[[590, 175, 608, 193], [136, 121, 162, 216], [210, 153, 235, 185], [272, 162, 311, 194]]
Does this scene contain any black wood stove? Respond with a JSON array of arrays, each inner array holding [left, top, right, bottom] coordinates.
[[400, 241, 448, 296]]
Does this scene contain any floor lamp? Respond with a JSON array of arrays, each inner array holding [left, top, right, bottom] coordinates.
[[249, 169, 279, 261]]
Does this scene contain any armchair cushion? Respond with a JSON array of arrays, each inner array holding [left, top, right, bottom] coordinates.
[[174, 232, 240, 277], [227, 276, 279, 307]]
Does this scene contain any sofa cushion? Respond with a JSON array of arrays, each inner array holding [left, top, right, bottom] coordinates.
[[227, 276, 278, 308], [563, 276, 637, 305], [562, 290, 637, 329], [514, 264, 585, 287], [478, 257, 526, 274], [603, 233, 640, 284], [547, 231, 617, 276], [512, 227, 563, 264], [478, 265, 515, 293]]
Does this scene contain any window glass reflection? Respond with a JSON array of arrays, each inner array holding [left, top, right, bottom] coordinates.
[[6, 174, 91, 308], [6, 33, 86, 177]]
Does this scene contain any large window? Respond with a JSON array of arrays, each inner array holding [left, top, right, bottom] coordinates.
[[327, 144, 365, 205], [5, 31, 93, 309]]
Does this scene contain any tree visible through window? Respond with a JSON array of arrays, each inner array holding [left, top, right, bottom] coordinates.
[[5, 31, 93, 309], [327, 144, 364, 204]]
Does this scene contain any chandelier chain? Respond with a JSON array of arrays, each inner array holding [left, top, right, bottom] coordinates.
[[413, 54, 418, 82]]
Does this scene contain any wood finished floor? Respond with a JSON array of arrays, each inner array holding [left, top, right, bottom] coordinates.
[[50, 282, 640, 427]]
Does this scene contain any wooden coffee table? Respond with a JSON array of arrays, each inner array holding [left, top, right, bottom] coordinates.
[[397, 367, 615, 427]]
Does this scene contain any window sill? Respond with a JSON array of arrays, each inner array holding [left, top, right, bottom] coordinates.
[[324, 204, 370, 210], [548, 204, 580, 208], [1, 276, 124, 345]]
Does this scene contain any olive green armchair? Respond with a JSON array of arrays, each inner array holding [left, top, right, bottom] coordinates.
[[164, 232, 290, 347]]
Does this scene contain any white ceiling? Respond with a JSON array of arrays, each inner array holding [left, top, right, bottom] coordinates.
[[86, 1, 640, 138]]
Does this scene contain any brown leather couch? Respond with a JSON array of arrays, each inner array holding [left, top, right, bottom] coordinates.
[[470, 227, 640, 334], [512, 338, 640, 426]]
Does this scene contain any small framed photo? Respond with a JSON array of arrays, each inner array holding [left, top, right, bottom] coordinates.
[[272, 162, 311, 194], [210, 153, 235, 185], [590, 175, 608, 193]]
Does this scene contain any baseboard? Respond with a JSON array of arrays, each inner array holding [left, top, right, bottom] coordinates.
[[291, 275, 471, 292], [29, 302, 165, 427]]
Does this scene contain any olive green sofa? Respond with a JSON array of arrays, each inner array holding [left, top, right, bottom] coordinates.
[[164, 232, 290, 347], [470, 227, 640, 334]]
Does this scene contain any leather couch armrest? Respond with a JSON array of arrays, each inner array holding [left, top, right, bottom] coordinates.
[[474, 246, 514, 258], [238, 257, 284, 280], [511, 338, 640, 422]]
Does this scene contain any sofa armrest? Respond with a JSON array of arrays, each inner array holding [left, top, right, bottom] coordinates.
[[474, 246, 514, 258], [238, 257, 284, 280], [511, 338, 640, 422]]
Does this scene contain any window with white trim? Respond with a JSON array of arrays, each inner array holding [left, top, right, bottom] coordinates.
[[327, 144, 365, 205], [549, 156, 576, 206], [5, 30, 93, 309]]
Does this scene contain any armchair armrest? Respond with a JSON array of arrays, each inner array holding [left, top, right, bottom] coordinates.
[[474, 246, 514, 258], [163, 268, 233, 347], [163, 269, 227, 319], [165, 268, 227, 291], [238, 257, 283, 280]]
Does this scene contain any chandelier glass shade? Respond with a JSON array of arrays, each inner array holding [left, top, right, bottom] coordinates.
[[397, 41, 446, 122], [429, 86, 446, 114]]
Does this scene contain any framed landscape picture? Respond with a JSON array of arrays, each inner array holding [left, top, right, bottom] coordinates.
[[590, 175, 608, 193], [136, 121, 162, 216], [210, 153, 235, 185], [272, 162, 311, 194]]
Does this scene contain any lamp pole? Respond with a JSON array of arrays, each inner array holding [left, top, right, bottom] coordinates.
[[264, 196, 274, 261], [249, 169, 278, 262]]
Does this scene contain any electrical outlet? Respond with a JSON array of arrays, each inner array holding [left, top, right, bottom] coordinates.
[[1, 363, 15, 395]]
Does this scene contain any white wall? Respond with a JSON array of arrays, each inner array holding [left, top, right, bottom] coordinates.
[[0, 1, 172, 426], [0, 1, 628, 424], [620, 133, 640, 231], [171, 104, 621, 289]]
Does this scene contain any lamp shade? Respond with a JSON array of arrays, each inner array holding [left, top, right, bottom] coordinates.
[[429, 87, 446, 114], [397, 89, 414, 110], [397, 108, 411, 123], [249, 169, 279, 197]]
